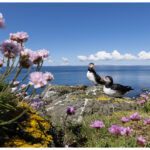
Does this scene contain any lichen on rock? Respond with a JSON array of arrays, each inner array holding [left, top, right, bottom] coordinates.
[[41, 85, 137, 124]]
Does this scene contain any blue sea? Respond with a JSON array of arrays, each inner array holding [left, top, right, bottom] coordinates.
[[2, 65, 150, 98]]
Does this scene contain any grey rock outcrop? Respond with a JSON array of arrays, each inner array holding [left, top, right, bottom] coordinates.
[[40, 85, 137, 124]]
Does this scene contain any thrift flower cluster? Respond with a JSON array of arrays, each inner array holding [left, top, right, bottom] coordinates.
[[10, 32, 29, 43], [29, 72, 53, 89], [0, 40, 21, 58], [90, 120, 105, 129]]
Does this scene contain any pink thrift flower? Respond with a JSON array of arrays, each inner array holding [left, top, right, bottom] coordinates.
[[137, 136, 146, 147], [66, 107, 75, 115], [38, 49, 49, 58], [0, 13, 5, 29], [44, 72, 54, 81], [129, 112, 141, 121], [29, 72, 48, 89], [13, 81, 20, 86], [144, 118, 150, 125], [90, 120, 105, 129], [0, 40, 21, 58], [136, 100, 145, 105], [140, 94, 148, 100], [30, 51, 43, 64], [121, 117, 129, 123], [109, 125, 124, 135], [10, 31, 29, 43], [121, 127, 132, 135]]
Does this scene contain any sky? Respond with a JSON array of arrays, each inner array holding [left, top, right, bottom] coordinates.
[[1, 3, 150, 66]]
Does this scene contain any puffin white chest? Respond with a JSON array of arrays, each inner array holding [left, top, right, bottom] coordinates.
[[87, 71, 97, 84], [103, 86, 116, 96]]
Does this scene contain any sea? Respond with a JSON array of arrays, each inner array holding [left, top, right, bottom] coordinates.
[[2, 65, 150, 98]]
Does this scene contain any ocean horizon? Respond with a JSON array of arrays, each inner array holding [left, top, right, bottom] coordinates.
[[2, 65, 150, 98]]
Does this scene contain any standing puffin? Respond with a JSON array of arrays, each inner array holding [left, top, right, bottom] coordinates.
[[87, 63, 104, 85], [103, 76, 133, 98]]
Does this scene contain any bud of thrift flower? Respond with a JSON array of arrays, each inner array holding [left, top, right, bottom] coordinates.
[[90, 120, 105, 129], [44, 72, 54, 81], [121, 117, 129, 123], [20, 84, 27, 90], [13, 81, 20, 86], [129, 112, 141, 121], [0, 58, 4, 67], [0, 13, 5, 29], [11, 87, 17, 93], [29, 72, 48, 89], [137, 136, 146, 147], [0, 40, 21, 58], [66, 107, 75, 115], [10, 32, 29, 43]]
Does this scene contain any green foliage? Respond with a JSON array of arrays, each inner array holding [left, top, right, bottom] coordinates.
[[0, 87, 25, 146], [143, 101, 150, 112]]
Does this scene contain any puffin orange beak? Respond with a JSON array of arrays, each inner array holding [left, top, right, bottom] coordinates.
[[100, 78, 104, 82]]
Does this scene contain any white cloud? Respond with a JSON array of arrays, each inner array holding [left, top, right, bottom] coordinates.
[[62, 57, 69, 62], [77, 56, 88, 61], [77, 50, 150, 61], [48, 59, 54, 63]]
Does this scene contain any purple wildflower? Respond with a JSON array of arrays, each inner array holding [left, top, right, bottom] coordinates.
[[140, 94, 148, 100], [137, 136, 146, 147], [66, 107, 75, 115], [10, 31, 29, 43], [121, 127, 132, 135], [31, 97, 43, 110], [0, 40, 21, 58], [121, 117, 129, 123], [90, 120, 105, 129], [137, 100, 145, 105], [109, 125, 124, 135], [144, 118, 150, 125], [29, 72, 48, 89], [129, 112, 141, 121]]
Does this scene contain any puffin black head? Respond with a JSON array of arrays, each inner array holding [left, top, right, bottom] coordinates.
[[88, 63, 95, 71], [104, 76, 113, 85]]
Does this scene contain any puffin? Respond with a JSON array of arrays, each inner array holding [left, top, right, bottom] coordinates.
[[103, 76, 133, 98], [87, 63, 104, 85]]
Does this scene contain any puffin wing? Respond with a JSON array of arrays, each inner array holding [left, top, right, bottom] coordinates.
[[94, 72, 105, 84], [111, 84, 133, 94]]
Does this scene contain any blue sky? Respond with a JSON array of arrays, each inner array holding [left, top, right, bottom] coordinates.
[[1, 3, 150, 66]]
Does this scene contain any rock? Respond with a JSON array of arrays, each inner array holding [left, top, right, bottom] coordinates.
[[141, 88, 149, 92], [40, 85, 136, 124]]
